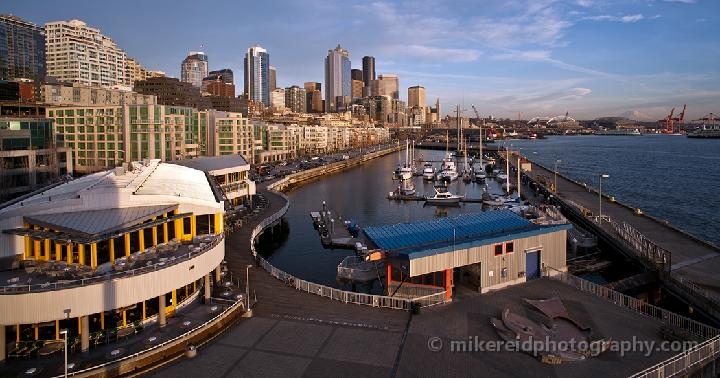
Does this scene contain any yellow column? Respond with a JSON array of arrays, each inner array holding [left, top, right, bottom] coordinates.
[[109, 238, 115, 263], [152, 225, 158, 246], [214, 213, 224, 234], [32, 226, 40, 260], [90, 243, 97, 269], [55, 320, 59, 340], [138, 229, 145, 251], [142, 301, 146, 320], [66, 243, 73, 264], [78, 244, 85, 265], [55, 243, 62, 261], [34, 325, 38, 340], [171, 289, 177, 311], [162, 222, 169, 243], [23, 223, 30, 259], [77, 318, 81, 334], [124, 233, 131, 256], [185, 285, 188, 298], [174, 218, 184, 241], [190, 216, 197, 238], [43, 233, 51, 261], [100, 312, 105, 330], [16, 325, 20, 343], [122, 310, 127, 326]]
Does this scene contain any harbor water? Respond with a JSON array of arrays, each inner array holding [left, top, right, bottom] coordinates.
[[262, 135, 720, 287]]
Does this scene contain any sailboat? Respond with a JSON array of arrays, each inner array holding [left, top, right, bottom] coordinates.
[[392, 139, 416, 195], [436, 130, 458, 182]]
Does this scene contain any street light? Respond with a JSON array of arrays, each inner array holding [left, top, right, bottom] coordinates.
[[554, 160, 562, 193], [599, 173, 610, 222], [244, 264, 253, 317]]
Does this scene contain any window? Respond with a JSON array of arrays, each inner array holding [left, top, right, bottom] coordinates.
[[494, 244, 503, 256], [506, 242, 514, 254]]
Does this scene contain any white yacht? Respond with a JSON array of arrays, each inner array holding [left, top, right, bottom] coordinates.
[[436, 153, 459, 182], [422, 162, 435, 180], [425, 185, 463, 205]]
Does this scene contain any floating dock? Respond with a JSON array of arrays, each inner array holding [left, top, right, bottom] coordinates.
[[310, 206, 363, 249]]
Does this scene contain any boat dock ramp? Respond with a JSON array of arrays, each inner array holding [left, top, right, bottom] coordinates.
[[310, 204, 365, 250]]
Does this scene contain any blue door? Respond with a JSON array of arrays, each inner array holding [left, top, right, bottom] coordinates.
[[526, 251, 540, 279]]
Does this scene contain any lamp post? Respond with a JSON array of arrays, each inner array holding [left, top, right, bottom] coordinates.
[[599, 173, 610, 222], [554, 160, 562, 193], [244, 264, 253, 317]]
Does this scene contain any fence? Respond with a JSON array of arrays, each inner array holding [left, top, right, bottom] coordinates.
[[629, 335, 720, 378], [248, 183, 446, 310], [546, 267, 720, 340], [610, 221, 670, 272]]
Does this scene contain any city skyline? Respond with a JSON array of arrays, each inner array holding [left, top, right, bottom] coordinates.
[[3, 0, 719, 120]]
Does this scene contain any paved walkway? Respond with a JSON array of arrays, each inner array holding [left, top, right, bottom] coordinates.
[[511, 157, 720, 293]]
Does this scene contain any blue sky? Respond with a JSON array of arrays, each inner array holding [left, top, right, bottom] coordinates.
[[4, 0, 719, 120]]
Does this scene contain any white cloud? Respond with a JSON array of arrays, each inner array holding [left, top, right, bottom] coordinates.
[[662, 0, 696, 3], [492, 50, 551, 61], [392, 45, 481, 63], [621, 14, 644, 22], [584, 14, 646, 23]]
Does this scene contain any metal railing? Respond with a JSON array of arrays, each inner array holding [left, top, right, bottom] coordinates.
[[546, 267, 720, 340], [388, 282, 446, 299], [247, 182, 446, 310], [610, 221, 670, 272], [1, 234, 224, 294], [55, 296, 244, 377], [630, 335, 720, 378]]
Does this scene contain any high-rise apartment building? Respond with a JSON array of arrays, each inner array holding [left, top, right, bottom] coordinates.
[[304, 82, 323, 113], [270, 88, 286, 110], [0, 15, 46, 83], [45, 19, 129, 88], [244, 45, 270, 106], [180, 52, 208, 88], [351, 69, 363, 82], [202, 69, 235, 98], [352, 79, 363, 100], [377, 74, 399, 100], [208, 69, 234, 85], [285, 85, 306, 113], [324, 44, 351, 113], [408, 85, 426, 108]]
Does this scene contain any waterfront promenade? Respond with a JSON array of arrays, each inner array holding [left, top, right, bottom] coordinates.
[[511, 156, 720, 299]]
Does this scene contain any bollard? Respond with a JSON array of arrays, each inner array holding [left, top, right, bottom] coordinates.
[[185, 345, 197, 358]]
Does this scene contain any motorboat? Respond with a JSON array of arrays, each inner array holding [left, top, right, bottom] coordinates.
[[473, 165, 487, 181], [496, 172, 508, 182], [422, 162, 435, 180], [425, 185, 462, 205]]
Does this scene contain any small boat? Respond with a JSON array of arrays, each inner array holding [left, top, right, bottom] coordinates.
[[425, 185, 462, 205], [337, 255, 380, 282], [343, 220, 361, 238], [496, 172, 508, 182], [474, 166, 487, 181], [422, 162, 435, 180]]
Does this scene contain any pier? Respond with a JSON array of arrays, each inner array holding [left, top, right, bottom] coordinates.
[[310, 204, 360, 249], [507, 153, 720, 323]]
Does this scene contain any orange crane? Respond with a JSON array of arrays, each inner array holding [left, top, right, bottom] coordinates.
[[659, 104, 687, 134]]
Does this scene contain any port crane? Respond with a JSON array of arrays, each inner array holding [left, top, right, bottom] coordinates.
[[659, 104, 686, 134]]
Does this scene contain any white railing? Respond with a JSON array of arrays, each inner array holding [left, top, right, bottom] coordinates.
[[546, 267, 720, 340], [388, 282, 446, 299], [248, 184, 446, 310], [630, 335, 720, 378]]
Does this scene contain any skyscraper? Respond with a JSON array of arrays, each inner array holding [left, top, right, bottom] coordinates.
[[45, 19, 129, 87], [181, 52, 208, 88], [304, 82, 323, 113], [244, 45, 270, 106], [324, 44, 351, 113], [377, 74, 399, 100], [408, 85, 426, 108], [0, 14, 45, 82], [362, 56, 375, 87], [285, 85, 306, 113], [208, 68, 234, 84], [351, 69, 363, 81], [269, 65, 277, 91]]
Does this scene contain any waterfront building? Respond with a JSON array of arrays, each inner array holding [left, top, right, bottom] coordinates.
[[284, 85, 306, 114], [41, 83, 156, 107], [0, 102, 72, 201], [244, 45, 270, 106], [301, 125, 329, 154], [126, 57, 154, 86], [364, 210, 570, 299], [0, 15, 46, 84], [361, 56, 375, 88], [377, 74, 399, 100], [202, 110, 255, 163], [324, 45, 351, 113], [303, 82, 322, 113], [253, 122, 300, 163], [45, 19, 129, 88], [0, 159, 226, 362], [327, 126, 350, 152], [172, 155, 255, 208], [180, 52, 208, 89], [407, 85, 425, 108]]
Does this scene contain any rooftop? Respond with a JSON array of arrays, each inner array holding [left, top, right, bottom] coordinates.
[[171, 155, 249, 173], [364, 210, 569, 256]]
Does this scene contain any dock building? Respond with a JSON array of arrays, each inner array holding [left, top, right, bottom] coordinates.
[[364, 210, 571, 300], [0, 159, 226, 362]]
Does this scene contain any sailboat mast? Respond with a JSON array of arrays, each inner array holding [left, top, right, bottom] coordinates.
[[506, 145, 510, 193]]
